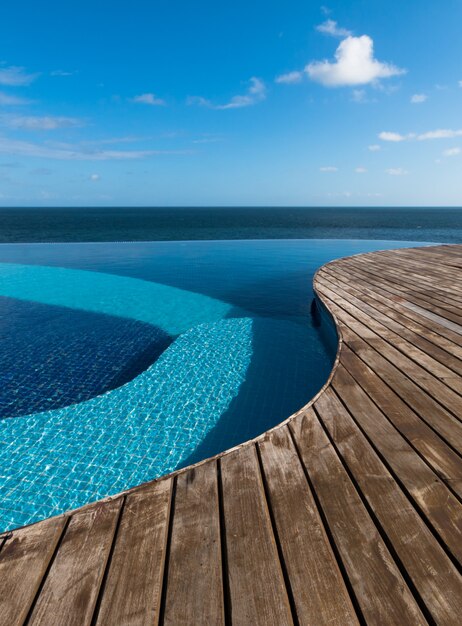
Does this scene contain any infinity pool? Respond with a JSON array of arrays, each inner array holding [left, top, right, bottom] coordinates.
[[0, 239, 429, 531]]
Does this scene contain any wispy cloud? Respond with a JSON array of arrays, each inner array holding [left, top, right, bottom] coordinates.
[[0, 65, 39, 86], [80, 135, 145, 146], [443, 147, 461, 157], [379, 128, 462, 141], [379, 131, 407, 142], [192, 134, 223, 144], [275, 71, 303, 84], [355, 167, 367, 173], [368, 144, 381, 151], [188, 77, 266, 110], [316, 19, 352, 38], [0, 137, 189, 160], [410, 93, 427, 103], [90, 173, 100, 181], [386, 167, 408, 175], [418, 129, 462, 140], [131, 93, 166, 106], [50, 70, 75, 77], [306, 36, 405, 87], [0, 92, 31, 105], [1, 115, 84, 130], [319, 166, 338, 172], [350, 88, 377, 103]]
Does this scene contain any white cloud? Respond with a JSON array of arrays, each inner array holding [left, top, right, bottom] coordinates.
[[1, 115, 83, 130], [131, 93, 166, 106], [355, 167, 367, 173], [0, 137, 187, 160], [443, 147, 461, 157], [410, 93, 427, 103], [0, 65, 38, 86], [188, 77, 266, 110], [275, 71, 303, 84], [368, 144, 381, 151], [379, 131, 407, 142], [316, 19, 352, 38], [459, 80, 462, 87], [379, 128, 462, 142], [0, 92, 30, 105], [386, 167, 408, 175], [320, 166, 338, 172], [90, 173, 100, 181], [306, 35, 405, 87], [418, 129, 462, 140]]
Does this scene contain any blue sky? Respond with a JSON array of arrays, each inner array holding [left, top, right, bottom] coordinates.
[[1, 0, 461, 206]]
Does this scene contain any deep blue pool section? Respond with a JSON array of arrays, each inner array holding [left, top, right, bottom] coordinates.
[[0, 297, 171, 417], [0, 239, 431, 531]]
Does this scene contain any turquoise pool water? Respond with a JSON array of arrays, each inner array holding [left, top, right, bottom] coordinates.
[[0, 239, 430, 531]]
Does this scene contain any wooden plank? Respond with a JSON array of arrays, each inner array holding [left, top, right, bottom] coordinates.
[[95, 479, 172, 626], [319, 263, 462, 346], [316, 278, 462, 409], [316, 295, 462, 451], [324, 264, 462, 360], [315, 386, 462, 624], [322, 267, 462, 372], [290, 407, 427, 625], [345, 257, 462, 326], [258, 425, 359, 625], [220, 444, 293, 626], [28, 499, 122, 626], [162, 462, 224, 626], [0, 516, 66, 626], [339, 345, 462, 496], [356, 254, 462, 303], [332, 363, 462, 552], [365, 249, 462, 287], [368, 252, 462, 296]]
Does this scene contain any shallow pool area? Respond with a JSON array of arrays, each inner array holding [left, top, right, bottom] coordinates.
[[0, 239, 431, 531]]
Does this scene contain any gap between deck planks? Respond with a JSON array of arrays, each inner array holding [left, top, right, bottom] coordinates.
[[1, 244, 462, 625]]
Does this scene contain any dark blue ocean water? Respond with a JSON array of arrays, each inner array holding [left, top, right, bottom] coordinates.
[[0, 206, 461, 243]]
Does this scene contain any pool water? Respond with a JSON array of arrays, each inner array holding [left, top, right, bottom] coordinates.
[[0, 239, 429, 531]]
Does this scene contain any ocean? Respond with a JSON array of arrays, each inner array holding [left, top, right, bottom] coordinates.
[[0, 206, 461, 243]]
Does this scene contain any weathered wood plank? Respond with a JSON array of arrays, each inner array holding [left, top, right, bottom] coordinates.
[[0, 517, 66, 626], [322, 263, 462, 346], [95, 480, 172, 626], [258, 425, 359, 625], [28, 499, 122, 626], [322, 268, 462, 374], [316, 296, 462, 452], [315, 387, 462, 624], [338, 345, 462, 496], [290, 407, 428, 626], [345, 257, 462, 326], [317, 278, 462, 409], [221, 444, 293, 626], [324, 264, 462, 361], [162, 462, 224, 626]]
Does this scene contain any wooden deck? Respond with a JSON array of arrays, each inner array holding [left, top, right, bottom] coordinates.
[[1, 244, 462, 625]]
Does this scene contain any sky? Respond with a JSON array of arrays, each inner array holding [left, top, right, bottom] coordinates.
[[1, 0, 462, 207]]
